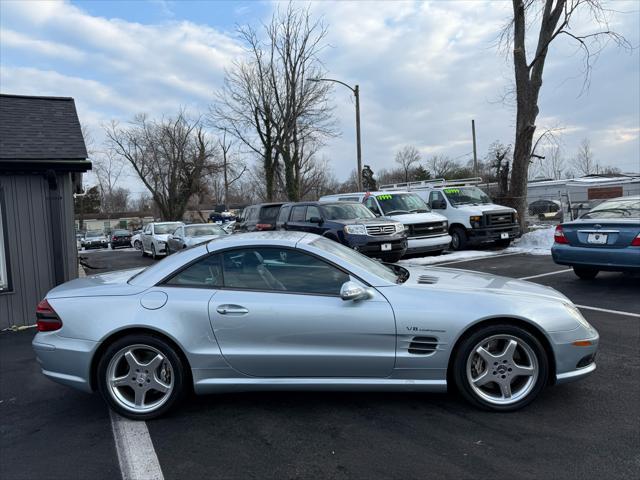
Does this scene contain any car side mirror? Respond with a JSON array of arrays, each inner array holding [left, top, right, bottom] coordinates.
[[340, 281, 370, 302], [309, 216, 323, 225]]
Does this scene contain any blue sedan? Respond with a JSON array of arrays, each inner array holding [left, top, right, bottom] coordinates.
[[552, 196, 640, 279]]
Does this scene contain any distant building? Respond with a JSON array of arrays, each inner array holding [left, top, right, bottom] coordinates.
[[0, 94, 91, 328]]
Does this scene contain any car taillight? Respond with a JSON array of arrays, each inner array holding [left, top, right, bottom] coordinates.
[[554, 225, 569, 244], [632, 233, 640, 247], [36, 299, 62, 332], [256, 223, 272, 231]]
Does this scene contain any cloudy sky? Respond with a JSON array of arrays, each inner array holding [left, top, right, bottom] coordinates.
[[1, 0, 638, 196]]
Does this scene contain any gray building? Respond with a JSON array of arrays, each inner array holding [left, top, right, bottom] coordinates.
[[0, 94, 91, 328]]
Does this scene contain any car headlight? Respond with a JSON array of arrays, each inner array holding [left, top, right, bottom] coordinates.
[[344, 224, 367, 235], [394, 223, 405, 233], [470, 215, 482, 228], [564, 303, 595, 332]]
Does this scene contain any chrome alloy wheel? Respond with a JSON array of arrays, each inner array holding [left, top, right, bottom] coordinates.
[[466, 334, 538, 406], [106, 344, 174, 414]]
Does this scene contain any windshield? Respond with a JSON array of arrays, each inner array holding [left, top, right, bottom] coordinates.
[[155, 223, 182, 234], [185, 225, 226, 237], [113, 230, 129, 235], [310, 236, 398, 283], [375, 193, 430, 215], [582, 198, 640, 219], [260, 205, 282, 222], [322, 203, 375, 220], [86, 231, 103, 238], [442, 187, 492, 206]]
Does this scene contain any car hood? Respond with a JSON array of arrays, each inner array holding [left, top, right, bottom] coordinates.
[[47, 268, 148, 299], [329, 218, 398, 226], [400, 265, 568, 302], [185, 234, 224, 245], [452, 204, 515, 214], [155, 234, 171, 242], [387, 212, 448, 224]]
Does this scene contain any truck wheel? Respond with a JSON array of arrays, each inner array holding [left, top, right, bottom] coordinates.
[[450, 227, 468, 251], [574, 267, 598, 280]]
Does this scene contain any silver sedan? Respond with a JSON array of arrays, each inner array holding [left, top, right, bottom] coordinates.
[[33, 232, 599, 419], [166, 223, 228, 254]]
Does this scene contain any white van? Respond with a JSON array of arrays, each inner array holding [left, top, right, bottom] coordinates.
[[380, 178, 520, 250], [319, 191, 451, 255]]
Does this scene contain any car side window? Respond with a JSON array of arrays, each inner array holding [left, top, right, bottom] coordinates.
[[430, 191, 445, 208], [290, 206, 306, 222], [305, 206, 322, 221], [222, 247, 349, 295], [364, 197, 381, 216], [165, 254, 222, 288], [277, 205, 292, 224]]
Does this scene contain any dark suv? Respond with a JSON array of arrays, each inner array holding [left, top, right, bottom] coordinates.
[[235, 203, 285, 232], [277, 201, 408, 262]]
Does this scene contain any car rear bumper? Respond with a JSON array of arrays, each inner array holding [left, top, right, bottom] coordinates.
[[467, 225, 520, 245], [551, 244, 640, 271], [32, 333, 98, 393], [405, 234, 451, 253]]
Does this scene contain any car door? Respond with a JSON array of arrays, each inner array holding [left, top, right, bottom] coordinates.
[[168, 226, 183, 252], [286, 205, 308, 232], [208, 246, 396, 378], [364, 196, 383, 216], [304, 205, 328, 235], [142, 224, 152, 251]]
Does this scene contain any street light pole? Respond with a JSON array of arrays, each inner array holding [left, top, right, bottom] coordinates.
[[308, 77, 362, 190]]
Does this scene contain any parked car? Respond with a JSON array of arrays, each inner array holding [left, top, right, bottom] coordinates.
[[208, 211, 237, 224], [319, 192, 450, 255], [131, 230, 142, 250], [33, 231, 599, 420], [277, 201, 407, 262], [235, 203, 285, 232], [110, 229, 132, 249], [221, 221, 236, 234], [528, 199, 561, 216], [141, 222, 184, 259], [82, 230, 108, 250], [552, 195, 640, 279], [166, 224, 228, 254]]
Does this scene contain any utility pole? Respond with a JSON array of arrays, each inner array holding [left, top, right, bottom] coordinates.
[[472, 119, 478, 178], [308, 77, 362, 190], [354, 85, 362, 191]]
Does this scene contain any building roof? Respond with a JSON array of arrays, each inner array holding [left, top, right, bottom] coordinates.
[[0, 94, 91, 172]]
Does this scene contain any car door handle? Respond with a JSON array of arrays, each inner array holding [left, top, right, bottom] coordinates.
[[216, 304, 249, 315]]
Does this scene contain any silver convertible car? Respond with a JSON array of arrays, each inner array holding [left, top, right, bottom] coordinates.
[[33, 232, 599, 419]]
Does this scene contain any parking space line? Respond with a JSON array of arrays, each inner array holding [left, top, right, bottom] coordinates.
[[110, 410, 164, 480], [576, 304, 640, 318], [518, 269, 572, 280]]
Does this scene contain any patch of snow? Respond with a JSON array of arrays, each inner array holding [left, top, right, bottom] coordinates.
[[506, 226, 555, 255]]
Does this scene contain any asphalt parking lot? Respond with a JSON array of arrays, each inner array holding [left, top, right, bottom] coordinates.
[[1, 250, 638, 479]]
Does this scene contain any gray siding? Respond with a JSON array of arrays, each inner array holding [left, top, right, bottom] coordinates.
[[0, 173, 77, 328]]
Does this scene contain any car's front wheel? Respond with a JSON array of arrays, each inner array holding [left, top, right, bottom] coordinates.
[[573, 267, 598, 280], [380, 252, 403, 263], [450, 226, 468, 251], [134, 240, 141, 250], [453, 325, 548, 411], [151, 244, 157, 260], [97, 334, 187, 420]]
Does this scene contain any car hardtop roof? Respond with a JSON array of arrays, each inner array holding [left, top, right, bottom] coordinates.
[[323, 190, 419, 197], [205, 230, 309, 252], [251, 202, 286, 207], [152, 221, 184, 225], [282, 200, 362, 207]]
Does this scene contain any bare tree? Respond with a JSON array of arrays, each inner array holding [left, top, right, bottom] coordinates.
[[571, 138, 598, 176], [427, 155, 457, 178], [395, 146, 422, 182], [218, 132, 247, 207], [93, 151, 126, 215], [105, 112, 219, 221], [210, 2, 335, 202], [500, 0, 630, 226]]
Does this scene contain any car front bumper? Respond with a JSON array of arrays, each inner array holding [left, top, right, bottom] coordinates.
[[549, 328, 599, 385], [552, 244, 640, 271], [467, 225, 520, 245], [406, 234, 452, 254], [345, 233, 408, 257]]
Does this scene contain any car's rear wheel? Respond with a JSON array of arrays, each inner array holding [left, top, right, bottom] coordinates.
[[97, 334, 187, 420], [450, 226, 468, 251], [453, 325, 548, 411], [573, 267, 598, 280]]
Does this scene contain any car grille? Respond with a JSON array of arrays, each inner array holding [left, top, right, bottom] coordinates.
[[407, 222, 446, 238], [366, 224, 396, 236], [408, 336, 439, 355], [485, 211, 515, 227]]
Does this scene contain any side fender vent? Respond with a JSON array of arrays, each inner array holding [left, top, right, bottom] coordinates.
[[408, 336, 438, 355], [417, 275, 439, 285]]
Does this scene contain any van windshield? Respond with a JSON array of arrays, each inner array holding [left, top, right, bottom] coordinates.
[[442, 187, 491, 206], [374, 193, 430, 215]]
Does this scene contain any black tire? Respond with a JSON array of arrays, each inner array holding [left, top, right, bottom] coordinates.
[[134, 240, 142, 251], [452, 324, 548, 412], [151, 244, 157, 260], [495, 239, 512, 248], [381, 252, 403, 263], [450, 226, 468, 251], [141, 244, 148, 257], [573, 267, 599, 280], [96, 333, 187, 420]]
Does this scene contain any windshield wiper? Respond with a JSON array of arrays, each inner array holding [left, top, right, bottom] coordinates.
[[385, 210, 411, 215], [410, 209, 429, 213]]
